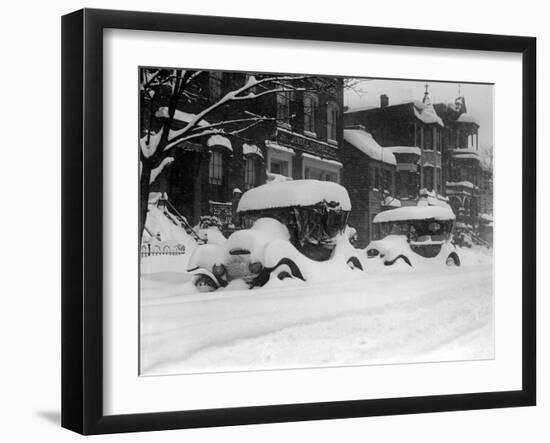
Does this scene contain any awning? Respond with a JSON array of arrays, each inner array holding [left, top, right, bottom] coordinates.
[[243, 143, 264, 159], [207, 135, 233, 152]]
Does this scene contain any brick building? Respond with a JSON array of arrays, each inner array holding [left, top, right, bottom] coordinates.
[[263, 77, 344, 183], [143, 71, 344, 228], [345, 88, 448, 203], [344, 85, 487, 234]]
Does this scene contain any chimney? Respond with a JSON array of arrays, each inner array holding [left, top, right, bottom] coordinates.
[[380, 94, 389, 108]]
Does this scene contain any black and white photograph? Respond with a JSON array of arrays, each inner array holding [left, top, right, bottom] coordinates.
[[138, 68, 494, 376]]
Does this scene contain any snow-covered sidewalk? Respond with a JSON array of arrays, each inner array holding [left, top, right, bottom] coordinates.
[[140, 248, 493, 375]]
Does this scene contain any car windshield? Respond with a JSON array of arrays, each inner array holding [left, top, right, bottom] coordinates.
[[240, 204, 348, 245], [373, 219, 453, 242]]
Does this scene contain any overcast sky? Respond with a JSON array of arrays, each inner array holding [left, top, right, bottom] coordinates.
[[344, 79, 494, 153]]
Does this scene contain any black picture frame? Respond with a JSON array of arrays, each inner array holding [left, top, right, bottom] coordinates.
[[61, 8, 536, 435]]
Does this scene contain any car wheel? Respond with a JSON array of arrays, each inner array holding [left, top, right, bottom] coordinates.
[[446, 253, 461, 266], [277, 270, 293, 280], [194, 274, 218, 292], [346, 256, 364, 271]]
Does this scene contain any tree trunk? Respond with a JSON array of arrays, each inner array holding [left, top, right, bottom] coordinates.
[[139, 162, 153, 248]]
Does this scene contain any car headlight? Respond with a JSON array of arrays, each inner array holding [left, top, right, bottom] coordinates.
[[248, 261, 263, 274], [212, 264, 226, 278], [367, 249, 379, 258]]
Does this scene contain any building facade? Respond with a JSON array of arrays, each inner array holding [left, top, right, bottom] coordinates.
[[344, 86, 488, 236], [143, 71, 344, 228], [262, 77, 344, 184], [342, 126, 398, 247]]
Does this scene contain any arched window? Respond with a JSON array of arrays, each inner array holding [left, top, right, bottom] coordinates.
[[208, 150, 223, 185], [327, 102, 339, 142], [303, 93, 318, 135]]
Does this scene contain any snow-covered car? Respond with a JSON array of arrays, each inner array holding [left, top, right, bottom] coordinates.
[[187, 180, 366, 291], [365, 206, 461, 267]]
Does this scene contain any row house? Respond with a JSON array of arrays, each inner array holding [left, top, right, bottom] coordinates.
[[263, 76, 344, 184], [344, 89, 448, 204], [342, 126, 398, 247], [143, 70, 344, 228], [344, 86, 487, 230]]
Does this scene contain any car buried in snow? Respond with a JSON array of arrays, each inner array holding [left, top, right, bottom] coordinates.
[[365, 205, 461, 267], [187, 180, 366, 292]]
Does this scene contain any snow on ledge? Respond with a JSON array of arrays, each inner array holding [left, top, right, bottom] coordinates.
[[302, 152, 343, 168], [387, 146, 422, 156], [446, 180, 475, 189], [373, 205, 455, 223], [265, 140, 296, 155], [238, 179, 351, 212]]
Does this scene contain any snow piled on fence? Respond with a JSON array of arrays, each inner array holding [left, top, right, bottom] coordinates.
[[141, 205, 199, 273], [238, 179, 352, 211], [140, 247, 493, 375]]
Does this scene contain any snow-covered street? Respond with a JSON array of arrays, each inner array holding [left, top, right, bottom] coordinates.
[[140, 248, 493, 376]]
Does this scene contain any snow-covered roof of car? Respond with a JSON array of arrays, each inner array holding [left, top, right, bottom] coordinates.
[[373, 205, 456, 223], [237, 179, 352, 212]]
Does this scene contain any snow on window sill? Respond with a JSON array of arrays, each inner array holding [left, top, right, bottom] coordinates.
[[327, 138, 338, 146], [303, 130, 317, 138]]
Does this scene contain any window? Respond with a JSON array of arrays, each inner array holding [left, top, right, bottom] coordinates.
[[459, 166, 468, 181], [276, 92, 291, 125], [424, 166, 434, 191], [414, 124, 421, 147], [244, 157, 256, 190], [209, 151, 223, 185], [373, 167, 380, 189], [209, 71, 223, 102], [383, 169, 392, 192], [467, 132, 478, 150], [303, 94, 318, 135], [270, 159, 289, 177], [434, 127, 441, 152], [327, 102, 339, 141], [435, 168, 441, 192], [424, 126, 433, 150]]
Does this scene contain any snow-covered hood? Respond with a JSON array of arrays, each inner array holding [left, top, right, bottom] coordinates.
[[226, 218, 290, 261]]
